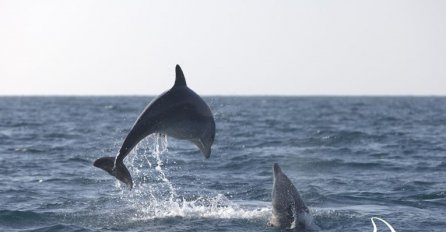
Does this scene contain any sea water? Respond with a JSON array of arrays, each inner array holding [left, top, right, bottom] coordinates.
[[0, 96, 445, 231]]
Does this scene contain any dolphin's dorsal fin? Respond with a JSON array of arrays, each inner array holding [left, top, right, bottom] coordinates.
[[174, 64, 187, 87]]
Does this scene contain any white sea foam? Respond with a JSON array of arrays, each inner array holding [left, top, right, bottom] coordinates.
[[119, 134, 270, 220], [130, 194, 270, 220]]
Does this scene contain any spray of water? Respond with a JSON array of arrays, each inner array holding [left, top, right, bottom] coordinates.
[[118, 134, 269, 220]]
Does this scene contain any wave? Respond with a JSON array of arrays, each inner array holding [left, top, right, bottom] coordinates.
[[0, 210, 53, 229], [21, 224, 92, 232], [406, 191, 446, 201]]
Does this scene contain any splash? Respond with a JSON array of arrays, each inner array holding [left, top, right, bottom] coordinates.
[[119, 134, 269, 220], [132, 194, 270, 220]]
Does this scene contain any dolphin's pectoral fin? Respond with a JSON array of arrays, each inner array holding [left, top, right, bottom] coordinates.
[[288, 205, 296, 229], [291, 202, 307, 230], [290, 202, 300, 229], [93, 156, 133, 189]]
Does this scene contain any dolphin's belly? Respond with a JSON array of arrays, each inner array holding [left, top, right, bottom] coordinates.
[[270, 208, 293, 228], [161, 118, 207, 140]]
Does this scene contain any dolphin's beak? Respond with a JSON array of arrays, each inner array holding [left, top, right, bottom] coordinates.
[[193, 139, 211, 159], [273, 163, 282, 176], [199, 142, 211, 159]]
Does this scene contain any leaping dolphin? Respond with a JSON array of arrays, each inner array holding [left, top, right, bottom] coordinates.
[[270, 163, 313, 231], [94, 65, 216, 189]]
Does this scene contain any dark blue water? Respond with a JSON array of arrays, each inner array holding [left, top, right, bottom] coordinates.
[[0, 97, 445, 232]]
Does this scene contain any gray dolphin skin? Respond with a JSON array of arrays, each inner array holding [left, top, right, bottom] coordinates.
[[270, 163, 310, 231], [94, 65, 216, 189]]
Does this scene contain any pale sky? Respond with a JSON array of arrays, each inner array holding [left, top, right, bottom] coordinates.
[[1, 0, 445, 96]]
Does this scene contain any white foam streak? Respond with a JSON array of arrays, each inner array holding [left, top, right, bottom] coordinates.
[[371, 217, 397, 232]]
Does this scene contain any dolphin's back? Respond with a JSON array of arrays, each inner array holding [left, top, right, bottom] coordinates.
[[118, 85, 214, 159], [271, 164, 309, 229]]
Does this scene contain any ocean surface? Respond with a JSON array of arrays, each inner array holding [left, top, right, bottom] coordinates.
[[0, 96, 445, 232]]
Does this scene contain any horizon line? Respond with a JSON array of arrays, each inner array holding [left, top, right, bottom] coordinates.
[[0, 94, 445, 97]]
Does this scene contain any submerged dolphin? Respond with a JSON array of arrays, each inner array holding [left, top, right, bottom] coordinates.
[[270, 163, 312, 231], [94, 65, 215, 189]]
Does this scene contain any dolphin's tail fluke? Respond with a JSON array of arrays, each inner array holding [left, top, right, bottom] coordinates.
[[93, 156, 133, 189]]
